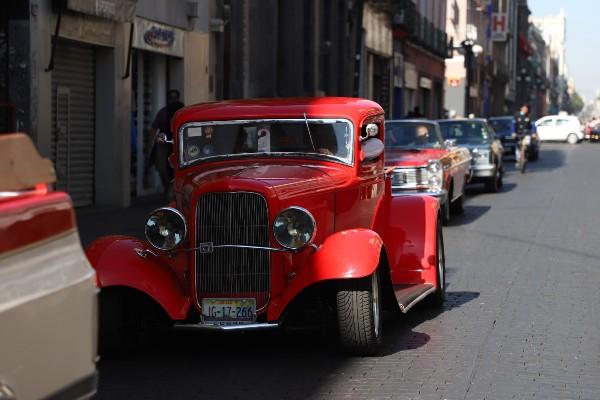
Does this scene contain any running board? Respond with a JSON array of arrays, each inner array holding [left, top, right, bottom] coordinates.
[[394, 283, 436, 313]]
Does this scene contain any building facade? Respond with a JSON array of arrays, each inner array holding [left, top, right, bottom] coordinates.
[[0, 0, 214, 207]]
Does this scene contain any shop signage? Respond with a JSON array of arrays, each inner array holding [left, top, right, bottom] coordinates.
[[448, 78, 461, 87], [419, 77, 432, 90], [66, 0, 136, 22], [491, 13, 508, 42], [133, 17, 184, 57]]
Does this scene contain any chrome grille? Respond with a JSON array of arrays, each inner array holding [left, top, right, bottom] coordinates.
[[391, 167, 428, 189], [196, 192, 270, 310]]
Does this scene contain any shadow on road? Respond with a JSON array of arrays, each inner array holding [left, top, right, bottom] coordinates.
[[447, 205, 491, 226], [96, 291, 480, 399], [502, 147, 566, 175]]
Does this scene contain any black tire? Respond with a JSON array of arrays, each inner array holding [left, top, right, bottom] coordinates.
[[428, 217, 446, 306], [336, 270, 382, 356], [441, 197, 451, 225], [485, 168, 500, 192], [450, 193, 464, 215], [99, 290, 135, 357]]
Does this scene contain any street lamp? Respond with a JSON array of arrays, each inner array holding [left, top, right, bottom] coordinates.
[[461, 40, 483, 116]]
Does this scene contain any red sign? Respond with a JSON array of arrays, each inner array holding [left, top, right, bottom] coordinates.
[[491, 13, 508, 42]]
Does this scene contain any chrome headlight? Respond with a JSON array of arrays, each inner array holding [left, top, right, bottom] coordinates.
[[145, 207, 187, 251], [273, 207, 316, 250], [427, 161, 443, 190]]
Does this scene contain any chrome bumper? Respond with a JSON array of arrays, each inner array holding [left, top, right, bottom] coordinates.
[[391, 188, 448, 203], [174, 322, 280, 331], [470, 164, 496, 178]]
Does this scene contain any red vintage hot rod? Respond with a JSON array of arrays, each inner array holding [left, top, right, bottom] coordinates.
[[87, 97, 445, 355]]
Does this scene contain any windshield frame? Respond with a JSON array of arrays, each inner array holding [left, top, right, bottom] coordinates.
[[438, 120, 494, 145], [384, 121, 444, 150], [177, 118, 355, 168]]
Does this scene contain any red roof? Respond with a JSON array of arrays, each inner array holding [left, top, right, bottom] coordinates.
[[173, 97, 384, 128]]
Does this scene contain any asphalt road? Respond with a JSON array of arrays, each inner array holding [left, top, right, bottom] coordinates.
[[92, 143, 600, 400]]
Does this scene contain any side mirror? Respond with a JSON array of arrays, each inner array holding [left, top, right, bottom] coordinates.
[[444, 139, 457, 147], [361, 137, 384, 161], [157, 132, 173, 145]]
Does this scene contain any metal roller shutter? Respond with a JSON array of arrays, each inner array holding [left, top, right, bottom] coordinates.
[[51, 41, 95, 207]]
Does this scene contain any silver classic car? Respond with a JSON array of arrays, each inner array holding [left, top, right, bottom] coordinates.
[[438, 119, 504, 192]]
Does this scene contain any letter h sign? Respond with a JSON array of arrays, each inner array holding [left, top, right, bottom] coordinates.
[[491, 13, 508, 42]]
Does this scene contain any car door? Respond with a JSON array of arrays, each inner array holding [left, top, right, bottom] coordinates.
[[555, 118, 571, 141], [536, 117, 555, 141]]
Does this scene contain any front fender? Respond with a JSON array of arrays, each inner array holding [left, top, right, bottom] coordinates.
[[268, 228, 383, 320], [86, 236, 191, 320]]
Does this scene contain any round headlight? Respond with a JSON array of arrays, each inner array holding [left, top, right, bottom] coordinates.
[[273, 207, 316, 250], [427, 161, 442, 174], [145, 207, 187, 251]]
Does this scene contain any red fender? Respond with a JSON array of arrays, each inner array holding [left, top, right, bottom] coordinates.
[[85, 236, 191, 320], [373, 193, 440, 286], [268, 228, 383, 320]]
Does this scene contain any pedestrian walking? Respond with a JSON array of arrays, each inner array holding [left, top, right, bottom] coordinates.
[[148, 89, 184, 196]]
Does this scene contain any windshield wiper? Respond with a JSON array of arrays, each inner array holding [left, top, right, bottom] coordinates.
[[304, 113, 316, 151]]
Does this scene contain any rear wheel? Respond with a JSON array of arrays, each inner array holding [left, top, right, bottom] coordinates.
[[567, 133, 578, 144], [336, 270, 382, 356]]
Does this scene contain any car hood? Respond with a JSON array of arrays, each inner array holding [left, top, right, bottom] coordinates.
[[460, 143, 492, 151], [385, 148, 448, 167], [182, 162, 350, 202]]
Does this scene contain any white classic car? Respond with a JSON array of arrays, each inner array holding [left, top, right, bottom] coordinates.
[[0, 134, 98, 400]]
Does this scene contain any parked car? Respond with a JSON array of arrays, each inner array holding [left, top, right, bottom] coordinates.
[[384, 120, 471, 224], [535, 115, 582, 144], [438, 118, 504, 192], [0, 133, 97, 400], [87, 98, 446, 355], [488, 115, 540, 160]]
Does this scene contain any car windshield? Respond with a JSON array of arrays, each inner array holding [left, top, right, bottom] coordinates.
[[179, 119, 353, 165], [489, 119, 512, 136], [384, 122, 442, 149], [438, 121, 492, 145]]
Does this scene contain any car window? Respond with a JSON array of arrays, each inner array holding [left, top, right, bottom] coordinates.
[[180, 119, 353, 165], [556, 119, 570, 126], [489, 119, 512, 136], [537, 118, 554, 127], [384, 122, 442, 149], [438, 121, 492, 145]]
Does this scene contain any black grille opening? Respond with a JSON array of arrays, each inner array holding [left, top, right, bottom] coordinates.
[[196, 192, 270, 310]]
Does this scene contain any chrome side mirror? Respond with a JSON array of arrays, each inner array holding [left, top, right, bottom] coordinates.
[[157, 132, 173, 145], [444, 139, 457, 147]]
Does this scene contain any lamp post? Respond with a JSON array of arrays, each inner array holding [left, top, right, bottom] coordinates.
[[461, 39, 483, 117], [462, 39, 474, 117]]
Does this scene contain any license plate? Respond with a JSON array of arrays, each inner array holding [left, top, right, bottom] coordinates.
[[201, 298, 256, 326]]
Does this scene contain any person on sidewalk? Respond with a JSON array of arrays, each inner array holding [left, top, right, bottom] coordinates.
[[148, 89, 184, 196]]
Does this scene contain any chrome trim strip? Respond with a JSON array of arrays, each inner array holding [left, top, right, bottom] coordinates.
[[174, 322, 279, 331], [400, 286, 436, 313], [177, 118, 355, 168], [185, 244, 291, 253]]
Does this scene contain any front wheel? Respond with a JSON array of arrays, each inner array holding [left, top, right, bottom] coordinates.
[[485, 167, 501, 192], [567, 133, 578, 144], [428, 217, 446, 306], [337, 270, 382, 356]]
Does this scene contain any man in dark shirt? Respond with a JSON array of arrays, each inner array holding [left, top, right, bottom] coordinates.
[[150, 89, 183, 195], [512, 103, 536, 163]]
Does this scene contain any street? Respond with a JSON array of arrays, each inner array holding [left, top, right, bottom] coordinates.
[[88, 143, 600, 400]]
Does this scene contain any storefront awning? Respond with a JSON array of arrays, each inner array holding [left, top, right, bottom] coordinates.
[[66, 0, 137, 22]]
